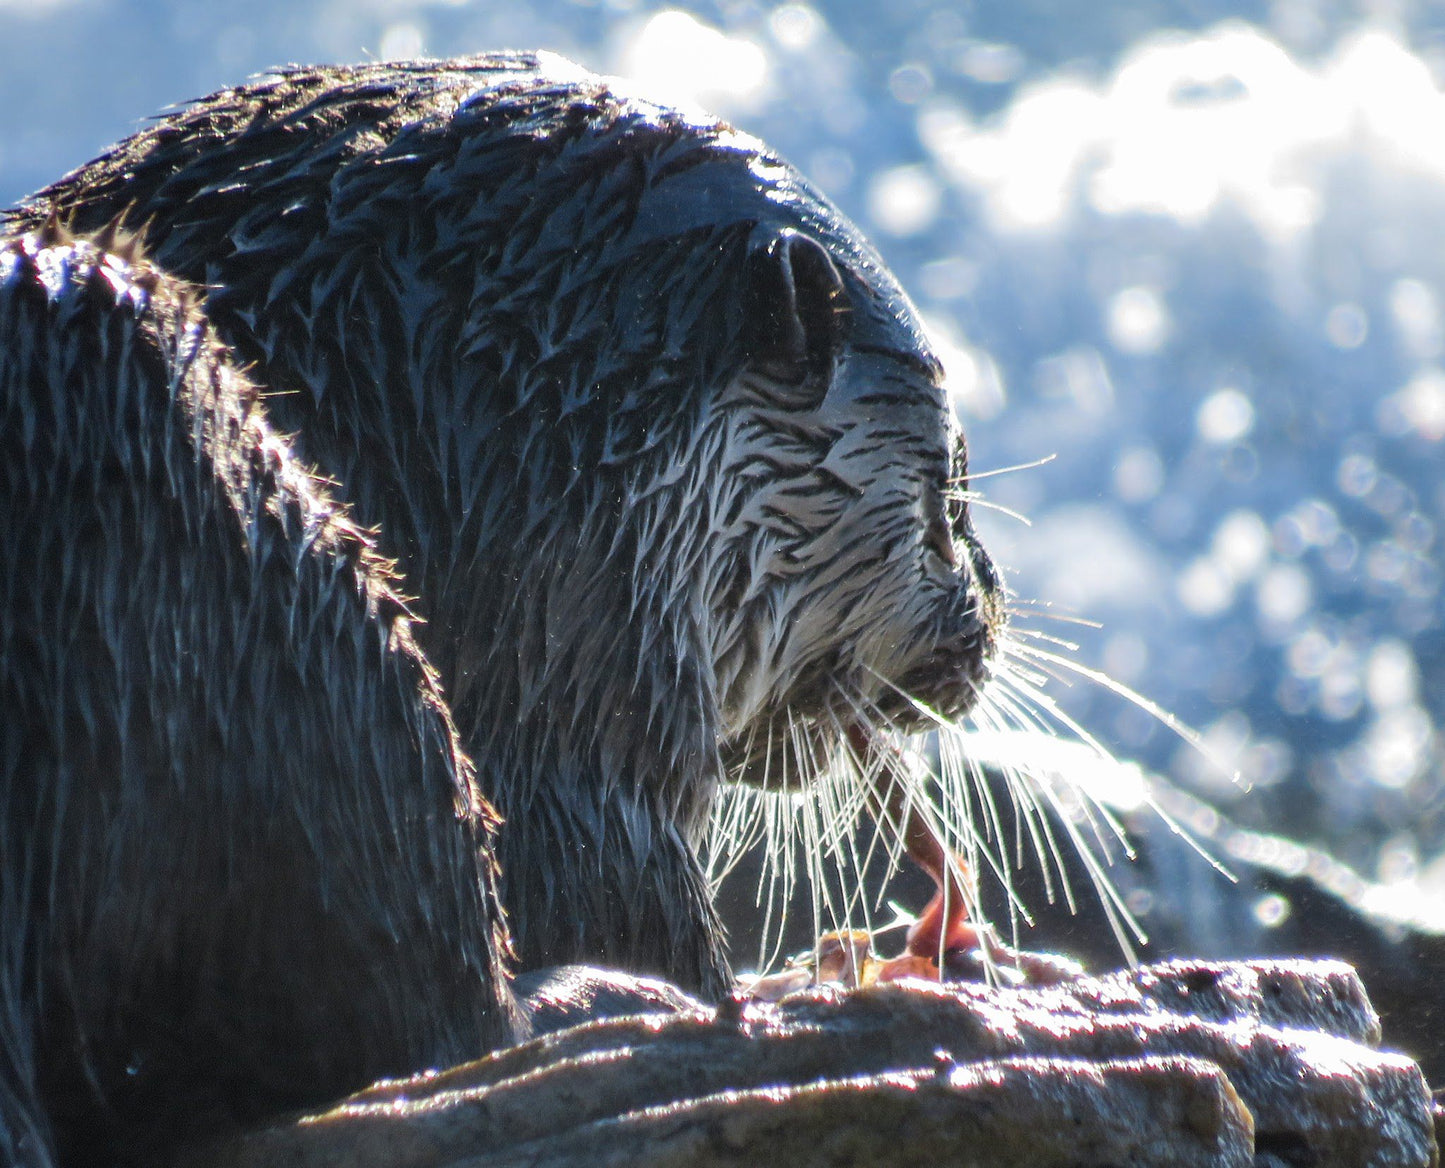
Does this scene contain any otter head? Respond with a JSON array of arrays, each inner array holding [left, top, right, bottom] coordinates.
[[712, 223, 1004, 791]]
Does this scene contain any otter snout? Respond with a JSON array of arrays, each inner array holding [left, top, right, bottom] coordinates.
[[891, 572, 1001, 725]]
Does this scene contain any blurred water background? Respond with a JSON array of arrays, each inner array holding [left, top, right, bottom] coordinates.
[[4, 0, 1443, 924]]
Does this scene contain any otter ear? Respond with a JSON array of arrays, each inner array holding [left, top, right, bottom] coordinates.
[[743, 229, 849, 406]]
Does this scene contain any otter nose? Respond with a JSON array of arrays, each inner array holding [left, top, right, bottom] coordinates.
[[892, 599, 996, 723]]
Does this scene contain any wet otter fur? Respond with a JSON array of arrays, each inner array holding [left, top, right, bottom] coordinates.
[[3, 52, 1003, 1163], [0, 228, 520, 1166]]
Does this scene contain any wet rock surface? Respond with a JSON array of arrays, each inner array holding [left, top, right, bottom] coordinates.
[[965, 773, 1445, 1088], [185, 958, 1436, 1168], [1131, 788, 1445, 1092]]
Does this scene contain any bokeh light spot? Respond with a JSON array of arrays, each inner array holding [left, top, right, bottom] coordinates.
[[1196, 387, 1255, 443], [1106, 286, 1170, 354], [868, 164, 942, 237], [623, 11, 767, 110]]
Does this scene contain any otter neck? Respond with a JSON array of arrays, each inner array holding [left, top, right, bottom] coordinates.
[[433, 525, 733, 996]]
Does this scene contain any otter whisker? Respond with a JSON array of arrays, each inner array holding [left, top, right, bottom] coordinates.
[[999, 640, 1240, 874], [953, 453, 1058, 482], [796, 714, 879, 954], [997, 605, 1103, 629], [791, 759, 841, 970], [983, 657, 1144, 869], [831, 705, 914, 900], [934, 710, 1040, 953], [829, 705, 916, 926], [933, 710, 1078, 956], [949, 682, 1066, 915], [757, 715, 801, 972], [832, 683, 1020, 973], [1002, 624, 1088, 653], [704, 772, 765, 890], [754, 792, 791, 973], [976, 665, 1138, 925], [1007, 639, 1222, 764], [984, 633, 1236, 952], [707, 718, 772, 890], [858, 664, 1061, 905], [859, 654, 1150, 960], [925, 712, 1034, 924], [947, 493, 1037, 527]]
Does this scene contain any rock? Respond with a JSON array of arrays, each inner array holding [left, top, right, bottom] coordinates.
[[183, 958, 1437, 1168]]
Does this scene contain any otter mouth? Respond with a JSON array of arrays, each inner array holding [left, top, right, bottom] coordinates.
[[719, 600, 999, 792], [879, 617, 996, 728]]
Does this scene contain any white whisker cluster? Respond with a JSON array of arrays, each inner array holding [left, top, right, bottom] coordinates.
[[708, 605, 1231, 976]]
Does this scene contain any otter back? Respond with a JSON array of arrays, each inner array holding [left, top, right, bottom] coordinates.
[[0, 230, 519, 1167]]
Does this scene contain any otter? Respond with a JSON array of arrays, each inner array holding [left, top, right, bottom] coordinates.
[[2, 52, 1003, 1163]]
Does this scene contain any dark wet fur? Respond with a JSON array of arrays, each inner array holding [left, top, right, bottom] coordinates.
[[3, 53, 1003, 1163], [0, 230, 518, 1166]]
